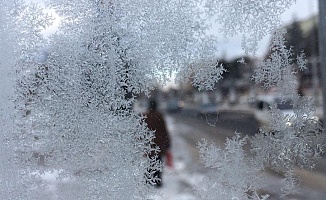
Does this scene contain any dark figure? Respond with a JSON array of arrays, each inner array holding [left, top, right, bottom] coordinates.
[[144, 99, 171, 187]]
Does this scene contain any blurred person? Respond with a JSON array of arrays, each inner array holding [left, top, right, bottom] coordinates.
[[144, 98, 171, 187]]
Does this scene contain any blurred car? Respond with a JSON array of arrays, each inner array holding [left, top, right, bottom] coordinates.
[[253, 95, 321, 130], [253, 95, 294, 128], [166, 99, 184, 113], [197, 102, 218, 116]]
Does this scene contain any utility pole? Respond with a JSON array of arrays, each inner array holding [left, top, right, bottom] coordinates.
[[319, 0, 326, 125]]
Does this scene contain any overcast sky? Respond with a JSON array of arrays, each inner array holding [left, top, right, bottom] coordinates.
[[214, 0, 318, 60]]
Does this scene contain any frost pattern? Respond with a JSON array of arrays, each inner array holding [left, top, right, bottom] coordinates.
[[12, 0, 225, 199], [1, 1, 53, 199], [1, 0, 325, 199], [176, 58, 226, 91], [253, 29, 301, 96], [196, 14, 325, 199], [250, 29, 325, 196], [196, 134, 268, 200], [203, 0, 297, 55], [296, 52, 308, 71], [251, 98, 325, 169]]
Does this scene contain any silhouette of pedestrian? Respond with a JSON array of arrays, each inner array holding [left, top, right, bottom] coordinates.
[[144, 98, 171, 187]]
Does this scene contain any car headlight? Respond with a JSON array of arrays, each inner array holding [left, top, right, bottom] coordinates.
[[178, 101, 184, 108]]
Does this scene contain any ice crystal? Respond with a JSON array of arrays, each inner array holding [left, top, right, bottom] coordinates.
[[196, 4, 325, 197], [251, 30, 325, 196], [249, 96, 324, 196], [253, 29, 302, 97], [296, 52, 308, 71], [1, 0, 325, 199], [10, 0, 226, 198], [237, 57, 246, 65], [0, 1, 53, 199], [252, 105, 324, 170], [0, 2, 22, 197], [176, 58, 226, 91], [203, 0, 297, 55], [196, 134, 267, 200], [280, 170, 300, 197]]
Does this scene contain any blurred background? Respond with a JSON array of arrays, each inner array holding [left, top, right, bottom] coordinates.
[[132, 3, 326, 199]]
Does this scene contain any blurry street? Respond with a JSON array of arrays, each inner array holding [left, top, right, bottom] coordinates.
[[40, 100, 326, 200], [153, 102, 326, 200]]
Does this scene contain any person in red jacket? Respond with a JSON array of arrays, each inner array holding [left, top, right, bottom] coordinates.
[[144, 98, 171, 187]]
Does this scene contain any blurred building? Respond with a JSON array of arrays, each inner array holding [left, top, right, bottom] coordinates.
[[284, 15, 320, 96]]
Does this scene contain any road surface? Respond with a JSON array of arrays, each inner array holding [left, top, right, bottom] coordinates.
[[162, 107, 326, 200]]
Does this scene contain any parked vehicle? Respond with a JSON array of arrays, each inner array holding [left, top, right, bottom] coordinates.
[[253, 95, 321, 131], [253, 95, 294, 128]]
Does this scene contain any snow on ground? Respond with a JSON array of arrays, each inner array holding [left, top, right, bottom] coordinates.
[[151, 116, 205, 200]]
